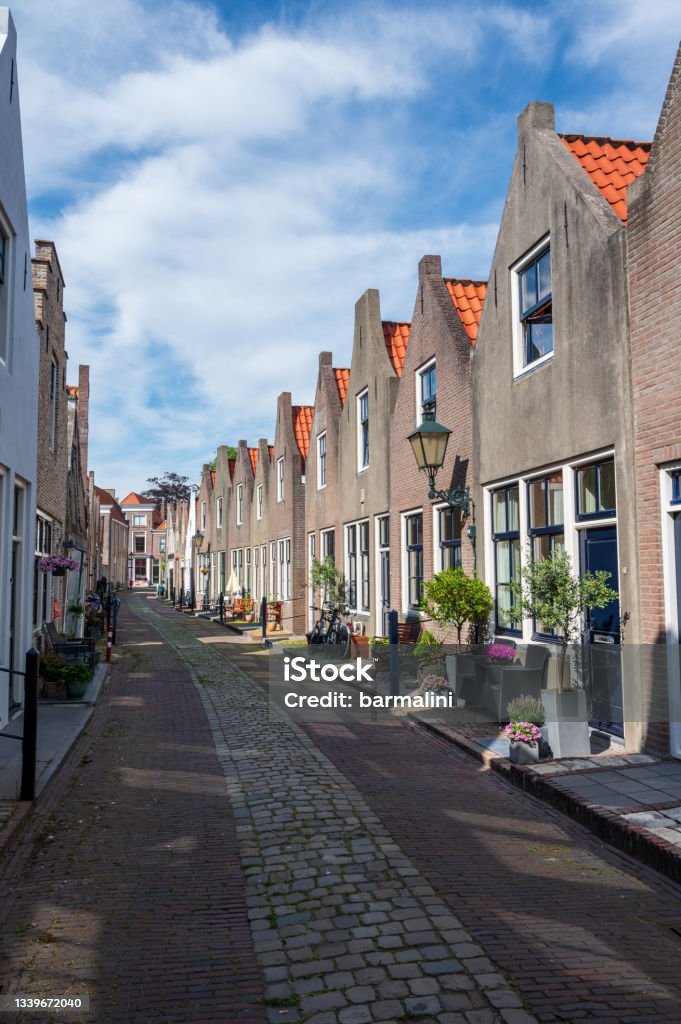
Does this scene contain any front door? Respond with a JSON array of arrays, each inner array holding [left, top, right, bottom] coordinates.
[[581, 525, 622, 734]]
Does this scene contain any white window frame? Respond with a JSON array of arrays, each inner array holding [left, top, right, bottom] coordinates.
[[270, 540, 277, 596], [415, 357, 436, 426], [511, 233, 553, 380], [217, 496, 223, 529], [357, 389, 369, 472], [201, 501, 206, 531], [317, 433, 327, 489], [279, 538, 291, 600], [345, 518, 370, 613], [132, 513, 146, 527], [236, 483, 243, 526], [0, 210, 13, 367], [277, 457, 285, 502], [659, 463, 681, 758], [256, 484, 263, 520]]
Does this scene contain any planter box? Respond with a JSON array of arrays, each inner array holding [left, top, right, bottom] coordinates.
[[509, 740, 540, 764]]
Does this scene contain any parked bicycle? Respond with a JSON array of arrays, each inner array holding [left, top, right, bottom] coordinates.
[[306, 602, 352, 659]]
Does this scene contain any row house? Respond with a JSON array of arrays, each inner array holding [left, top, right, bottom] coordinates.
[[121, 491, 162, 586], [628, 48, 681, 758], [0, 11, 41, 726], [95, 487, 129, 587]]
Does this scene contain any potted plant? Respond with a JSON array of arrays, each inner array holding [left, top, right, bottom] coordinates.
[[418, 673, 450, 697], [369, 635, 390, 670], [506, 693, 550, 759], [505, 720, 543, 764], [484, 643, 516, 664], [421, 568, 493, 649], [84, 608, 104, 638], [414, 629, 445, 682], [38, 554, 80, 577], [63, 662, 92, 699], [39, 653, 67, 699]]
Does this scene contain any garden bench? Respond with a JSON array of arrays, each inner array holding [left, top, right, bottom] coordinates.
[[395, 619, 422, 645], [43, 622, 95, 672]]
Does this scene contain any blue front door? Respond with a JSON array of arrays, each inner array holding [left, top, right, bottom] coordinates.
[[581, 525, 623, 734]]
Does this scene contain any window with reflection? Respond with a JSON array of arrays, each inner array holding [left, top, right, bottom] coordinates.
[[492, 484, 520, 632], [576, 459, 616, 519]]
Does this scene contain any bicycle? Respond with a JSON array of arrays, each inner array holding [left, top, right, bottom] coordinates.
[[307, 602, 352, 660]]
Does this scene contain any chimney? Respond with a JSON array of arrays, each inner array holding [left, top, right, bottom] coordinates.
[[78, 365, 90, 482]]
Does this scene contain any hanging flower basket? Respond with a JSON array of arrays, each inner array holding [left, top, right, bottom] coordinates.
[[38, 555, 80, 575]]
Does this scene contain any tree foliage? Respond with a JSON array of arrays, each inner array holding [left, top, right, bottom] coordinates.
[[421, 568, 494, 647], [142, 472, 191, 507], [309, 556, 345, 605]]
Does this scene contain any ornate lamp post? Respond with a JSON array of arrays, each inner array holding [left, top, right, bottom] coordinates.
[[407, 407, 477, 568]]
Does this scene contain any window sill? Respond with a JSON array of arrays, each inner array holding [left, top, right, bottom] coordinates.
[[513, 353, 553, 382]]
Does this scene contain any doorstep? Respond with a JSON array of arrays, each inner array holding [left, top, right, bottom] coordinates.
[[409, 710, 681, 886]]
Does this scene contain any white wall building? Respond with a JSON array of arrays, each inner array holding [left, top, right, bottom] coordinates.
[[0, 9, 40, 727]]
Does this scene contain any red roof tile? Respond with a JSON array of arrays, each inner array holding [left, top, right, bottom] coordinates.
[[210, 470, 216, 487], [560, 134, 650, 224], [268, 445, 274, 461], [156, 520, 167, 530], [120, 491, 147, 506], [382, 322, 410, 377], [334, 368, 350, 407], [248, 447, 258, 475], [292, 405, 314, 460], [444, 279, 488, 344]]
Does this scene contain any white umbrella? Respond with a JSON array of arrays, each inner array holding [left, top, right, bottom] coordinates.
[[224, 569, 241, 595]]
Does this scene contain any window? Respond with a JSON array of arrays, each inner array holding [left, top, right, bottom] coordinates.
[[256, 484, 263, 520], [358, 391, 369, 469], [245, 547, 251, 593], [317, 433, 327, 488], [261, 544, 267, 598], [672, 472, 681, 505], [236, 484, 243, 526], [201, 501, 206, 530], [576, 458, 616, 519], [49, 360, 58, 451], [159, 536, 166, 553], [217, 496, 223, 529], [322, 529, 335, 563], [134, 557, 147, 580], [0, 221, 10, 364], [439, 507, 462, 570], [405, 513, 423, 609], [359, 521, 370, 611], [219, 551, 226, 594], [346, 524, 357, 608], [279, 539, 291, 599], [517, 244, 553, 369], [277, 457, 285, 502], [253, 547, 259, 600], [132, 514, 145, 527], [134, 533, 145, 553], [528, 473, 564, 636], [270, 541, 277, 595], [492, 485, 520, 632], [33, 514, 52, 627], [419, 361, 436, 418]]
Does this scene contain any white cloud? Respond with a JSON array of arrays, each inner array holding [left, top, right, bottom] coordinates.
[[11, 0, 679, 496]]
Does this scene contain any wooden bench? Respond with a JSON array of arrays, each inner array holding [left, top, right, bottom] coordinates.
[[43, 622, 95, 671], [396, 618, 422, 645]]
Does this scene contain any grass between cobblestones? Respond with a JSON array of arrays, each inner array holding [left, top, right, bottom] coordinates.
[[139, 604, 534, 1024]]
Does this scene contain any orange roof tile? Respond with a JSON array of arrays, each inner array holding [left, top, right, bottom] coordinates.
[[156, 520, 167, 531], [334, 368, 350, 407], [66, 385, 79, 397], [268, 445, 274, 461], [382, 322, 410, 377], [248, 447, 259, 475], [560, 134, 650, 224], [120, 491, 147, 505], [444, 279, 488, 344], [210, 470, 216, 487], [292, 405, 314, 460]]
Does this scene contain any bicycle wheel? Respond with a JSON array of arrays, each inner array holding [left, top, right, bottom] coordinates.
[[335, 624, 351, 660]]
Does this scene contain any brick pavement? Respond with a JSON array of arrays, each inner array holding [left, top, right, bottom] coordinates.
[[150, 601, 681, 1023], [144, 601, 530, 1024], [0, 597, 265, 1024]]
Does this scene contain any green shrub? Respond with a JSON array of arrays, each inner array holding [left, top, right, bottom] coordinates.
[[414, 630, 444, 664], [63, 662, 92, 684], [506, 693, 545, 727], [40, 654, 67, 681]]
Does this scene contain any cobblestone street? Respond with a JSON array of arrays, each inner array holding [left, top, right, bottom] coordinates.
[[2, 595, 681, 1022]]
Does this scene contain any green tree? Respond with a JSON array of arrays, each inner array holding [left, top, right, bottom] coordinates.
[[421, 568, 494, 647], [509, 548, 618, 685], [309, 556, 345, 605]]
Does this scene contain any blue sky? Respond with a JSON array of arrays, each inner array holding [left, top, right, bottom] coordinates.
[[11, 0, 681, 497]]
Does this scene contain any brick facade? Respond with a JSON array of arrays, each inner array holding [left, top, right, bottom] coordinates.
[[628, 45, 681, 756]]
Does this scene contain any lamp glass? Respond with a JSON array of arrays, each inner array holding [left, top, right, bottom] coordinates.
[[407, 418, 451, 472]]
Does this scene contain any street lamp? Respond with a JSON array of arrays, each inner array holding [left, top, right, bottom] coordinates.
[[407, 406, 477, 566], [191, 531, 203, 613]]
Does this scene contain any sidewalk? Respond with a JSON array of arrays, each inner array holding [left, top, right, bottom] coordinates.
[[0, 660, 109, 846]]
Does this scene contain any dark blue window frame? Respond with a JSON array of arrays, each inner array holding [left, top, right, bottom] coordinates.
[[420, 363, 436, 418], [528, 474, 564, 642], [406, 513, 423, 610], [439, 507, 462, 570], [519, 247, 553, 365], [492, 486, 521, 636], [575, 459, 616, 522]]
